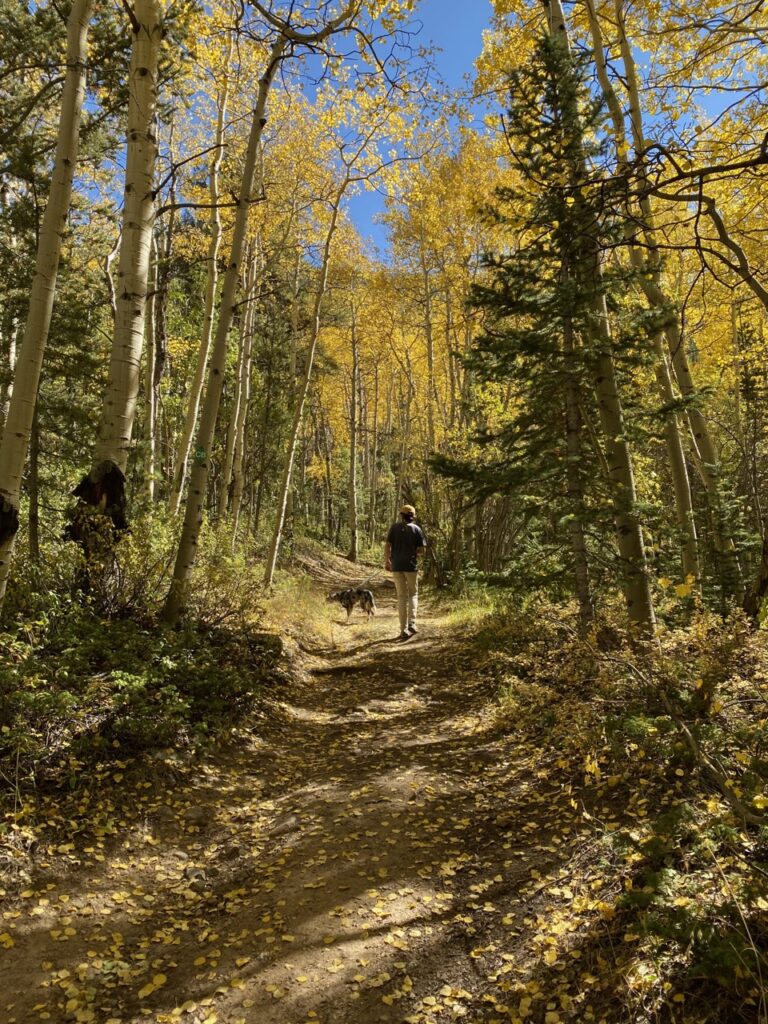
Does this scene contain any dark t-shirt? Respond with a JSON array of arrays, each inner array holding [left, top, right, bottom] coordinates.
[[387, 521, 426, 572]]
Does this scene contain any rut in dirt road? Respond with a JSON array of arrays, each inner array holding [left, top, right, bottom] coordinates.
[[1, 584, 588, 1024]]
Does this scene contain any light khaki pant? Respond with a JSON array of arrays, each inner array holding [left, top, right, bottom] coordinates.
[[392, 571, 418, 632]]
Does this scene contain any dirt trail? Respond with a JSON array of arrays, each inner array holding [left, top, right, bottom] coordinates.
[[1, 571, 588, 1024]]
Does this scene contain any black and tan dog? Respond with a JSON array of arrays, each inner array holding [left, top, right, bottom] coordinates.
[[327, 588, 377, 622]]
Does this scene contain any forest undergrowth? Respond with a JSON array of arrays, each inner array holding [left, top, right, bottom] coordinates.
[[469, 591, 768, 1023], [1, 531, 767, 1023], [0, 523, 283, 893]]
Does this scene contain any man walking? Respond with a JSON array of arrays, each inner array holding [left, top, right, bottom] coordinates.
[[385, 504, 427, 639]]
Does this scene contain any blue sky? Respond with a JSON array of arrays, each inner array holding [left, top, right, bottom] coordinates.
[[347, 0, 494, 253]]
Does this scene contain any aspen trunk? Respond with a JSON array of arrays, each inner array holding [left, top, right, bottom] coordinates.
[[347, 310, 359, 561], [0, 184, 19, 437], [169, 39, 233, 513], [230, 272, 257, 543], [147, 161, 174, 500], [251, 327, 278, 538], [143, 236, 158, 498], [368, 362, 379, 544], [218, 326, 245, 516], [263, 179, 347, 586], [419, 234, 436, 453], [164, 39, 286, 622], [77, 0, 162, 518], [395, 372, 413, 508], [284, 218, 301, 532], [445, 291, 458, 429], [321, 412, 335, 543], [218, 251, 256, 515], [612, 0, 742, 595], [589, 292, 655, 631], [545, 0, 655, 633], [562, 272, 594, 633], [28, 403, 40, 563], [584, 0, 700, 585], [0, 0, 93, 610], [1, 321, 18, 438]]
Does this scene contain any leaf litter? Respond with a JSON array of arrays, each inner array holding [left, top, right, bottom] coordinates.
[[0, 569, 726, 1023]]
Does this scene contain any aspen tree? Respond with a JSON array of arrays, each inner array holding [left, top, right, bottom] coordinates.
[[163, 39, 286, 622], [218, 247, 256, 516], [610, 0, 743, 599], [229, 291, 255, 543], [347, 305, 360, 561], [263, 174, 349, 586], [169, 25, 234, 513], [74, 0, 164, 526], [143, 236, 159, 499], [221, 248, 259, 520], [0, 0, 93, 612], [145, 127, 176, 501], [583, 0, 700, 587], [543, 0, 655, 633], [368, 360, 380, 544], [164, 2, 362, 621]]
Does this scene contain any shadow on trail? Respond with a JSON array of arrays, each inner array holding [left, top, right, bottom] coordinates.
[[1, 593, 596, 1024]]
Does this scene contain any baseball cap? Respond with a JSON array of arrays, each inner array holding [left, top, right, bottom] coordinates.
[[400, 504, 416, 516]]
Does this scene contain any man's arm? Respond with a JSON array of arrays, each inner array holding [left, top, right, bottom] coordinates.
[[416, 527, 426, 557]]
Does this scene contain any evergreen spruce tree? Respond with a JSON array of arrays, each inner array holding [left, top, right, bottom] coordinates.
[[435, 34, 654, 631]]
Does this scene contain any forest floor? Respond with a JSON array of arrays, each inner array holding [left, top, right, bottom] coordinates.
[[1, 556, 679, 1024]]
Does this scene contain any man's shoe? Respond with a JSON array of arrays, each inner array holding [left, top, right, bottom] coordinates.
[[408, 624, 418, 635], [399, 630, 410, 640]]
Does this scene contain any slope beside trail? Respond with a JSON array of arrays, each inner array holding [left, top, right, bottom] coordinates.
[[1, 565, 600, 1024]]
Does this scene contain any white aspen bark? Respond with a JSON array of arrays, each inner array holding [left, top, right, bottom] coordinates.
[[445, 291, 458, 429], [218, 330, 243, 514], [283, 215, 301, 531], [1, 324, 17, 437], [395, 367, 414, 507], [143, 235, 158, 499], [229, 304, 254, 544], [169, 33, 233, 513], [263, 179, 348, 586], [612, 0, 740, 596], [28, 404, 40, 562], [222, 252, 257, 519], [217, 261, 250, 515], [90, 0, 163, 486], [368, 361, 379, 545], [0, 0, 93, 611], [419, 227, 436, 453], [103, 231, 121, 326], [163, 39, 286, 622], [0, 183, 19, 438], [585, 0, 700, 585], [347, 309, 359, 561], [562, 264, 594, 633], [544, 0, 655, 632]]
